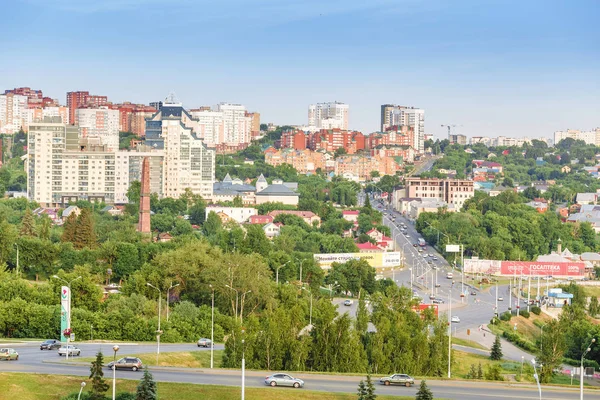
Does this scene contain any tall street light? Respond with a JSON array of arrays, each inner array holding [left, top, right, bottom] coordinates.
[[301, 286, 313, 326], [166, 282, 180, 322], [531, 358, 542, 400], [295, 257, 307, 285], [77, 382, 86, 400], [14, 243, 19, 278], [241, 329, 246, 400], [276, 261, 290, 285], [581, 338, 596, 400], [209, 284, 215, 369], [112, 344, 120, 400], [540, 323, 548, 351], [146, 283, 162, 366], [447, 284, 452, 379]]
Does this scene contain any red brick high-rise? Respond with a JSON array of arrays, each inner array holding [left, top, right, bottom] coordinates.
[[66, 91, 108, 124], [137, 157, 151, 234]]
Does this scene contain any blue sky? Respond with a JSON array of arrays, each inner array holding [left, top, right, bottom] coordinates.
[[1, 0, 598, 139]]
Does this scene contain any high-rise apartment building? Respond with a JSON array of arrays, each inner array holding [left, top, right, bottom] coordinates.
[[217, 103, 252, 145], [554, 129, 600, 146], [75, 107, 120, 151], [27, 116, 116, 205], [27, 107, 70, 129], [145, 101, 215, 199], [380, 104, 425, 153], [189, 108, 224, 146], [308, 102, 349, 130], [449, 134, 467, 145], [66, 91, 108, 124], [0, 93, 28, 134]]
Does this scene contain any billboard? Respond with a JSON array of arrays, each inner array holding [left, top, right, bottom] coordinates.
[[314, 252, 401, 269], [411, 304, 439, 318], [60, 286, 70, 343], [464, 259, 585, 277], [501, 261, 585, 277], [446, 245, 460, 253]]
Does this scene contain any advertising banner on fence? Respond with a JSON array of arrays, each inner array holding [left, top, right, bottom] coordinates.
[[314, 252, 401, 269], [501, 261, 585, 276], [464, 259, 586, 277]]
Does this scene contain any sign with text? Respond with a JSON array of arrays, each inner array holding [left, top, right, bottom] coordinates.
[[60, 286, 70, 343], [464, 259, 585, 277], [445, 245, 460, 253], [314, 252, 401, 269]]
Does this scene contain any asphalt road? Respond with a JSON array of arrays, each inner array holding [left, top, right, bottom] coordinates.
[[0, 351, 594, 400]]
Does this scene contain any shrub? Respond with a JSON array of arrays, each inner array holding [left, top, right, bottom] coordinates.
[[484, 364, 503, 381], [531, 306, 541, 315], [116, 394, 136, 400], [500, 311, 512, 321], [519, 310, 530, 318], [502, 331, 537, 353]]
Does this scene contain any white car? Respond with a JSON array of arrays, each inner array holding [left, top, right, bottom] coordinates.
[[343, 299, 354, 306], [451, 316, 460, 323], [58, 345, 81, 356]]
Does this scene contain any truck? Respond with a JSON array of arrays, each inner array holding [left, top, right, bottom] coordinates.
[[418, 238, 426, 247]]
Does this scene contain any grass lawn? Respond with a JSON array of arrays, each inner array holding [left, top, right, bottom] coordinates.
[[451, 337, 488, 350], [0, 372, 419, 400], [452, 350, 521, 379], [584, 286, 600, 298], [68, 350, 224, 368]]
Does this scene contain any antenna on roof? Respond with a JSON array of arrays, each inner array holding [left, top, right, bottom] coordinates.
[[164, 91, 181, 105]]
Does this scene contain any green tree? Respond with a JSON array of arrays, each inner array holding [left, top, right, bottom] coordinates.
[[364, 195, 371, 210], [89, 352, 109, 400], [20, 208, 37, 237], [74, 208, 97, 249], [233, 195, 243, 207], [203, 211, 222, 237], [484, 364, 503, 381], [0, 218, 18, 266], [357, 380, 367, 399], [38, 215, 52, 240], [467, 364, 477, 379], [61, 213, 77, 243], [477, 362, 483, 379], [589, 296, 600, 317], [136, 367, 157, 400], [538, 320, 566, 383], [415, 380, 433, 400], [490, 335, 503, 360], [365, 374, 376, 399]]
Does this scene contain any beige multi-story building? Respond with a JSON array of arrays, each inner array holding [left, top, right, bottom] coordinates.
[[554, 129, 600, 146], [0, 93, 28, 134], [27, 117, 116, 206], [217, 103, 252, 145], [264, 147, 331, 174], [27, 107, 69, 129], [189, 108, 224, 146], [404, 177, 474, 210], [380, 104, 425, 153], [335, 154, 401, 182], [75, 107, 120, 151], [308, 102, 348, 130]]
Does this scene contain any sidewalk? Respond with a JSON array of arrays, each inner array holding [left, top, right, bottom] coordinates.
[[454, 324, 534, 363]]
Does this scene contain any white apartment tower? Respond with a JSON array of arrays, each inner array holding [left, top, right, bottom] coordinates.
[[381, 104, 425, 153], [308, 102, 349, 130], [27, 117, 116, 206], [554, 129, 600, 146], [75, 107, 120, 151], [0, 93, 28, 134], [189, 108, 225, 147], [216, 103, 251, 145]]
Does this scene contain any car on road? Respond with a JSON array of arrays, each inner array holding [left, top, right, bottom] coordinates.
[[343, 299, 354, 306], [107, 357, 143, 371], [265, 373, 304, 388], [433, 257, 438, 261], [379, 373, 415, 387], [432, 298, 444, 304], [413, 244, 418, 247], [405, 234, 410, 238], [40, 339, 61, 350], [498, 297, 504, 301], [197, 338, 212, 347], [470, 291, 477, 296], [58, 345, 81, 357], [0, 348, 18, 361], [451, 316, 460, 323]]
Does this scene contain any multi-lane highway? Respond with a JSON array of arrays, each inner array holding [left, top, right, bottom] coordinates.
[[0, 342, 592, 400]]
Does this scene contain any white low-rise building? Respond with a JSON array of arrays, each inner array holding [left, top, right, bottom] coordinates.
[[205, 206, 257, 224]]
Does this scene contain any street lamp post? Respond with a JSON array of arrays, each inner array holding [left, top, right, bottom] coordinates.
[[77, 382, 86, 400], [540, 323, 548, 351], [409, 268, 413, 289], [241, 329, 246, 400], [448, 285, 452, 379], [520, 356, 524, 376], [302, 286, 313, 326], [146, 283, 162, 366], [112, 345, 120, 400], [210, 284, 215, 369], [166, 282, 180, 322], [531, 358, 542, 400], [581, 338, 596, 400], [276, 261, 290, 285], [14, 243, 19, 278], [295, 258, 307, 285]]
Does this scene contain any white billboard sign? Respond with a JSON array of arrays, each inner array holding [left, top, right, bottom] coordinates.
[[446, 245, 460, 253]]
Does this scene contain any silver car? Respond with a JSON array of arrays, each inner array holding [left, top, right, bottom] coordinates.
[[58, 345, 81, 356], [265, 373, 304, 388], [379, 373, 415, 387], [197, 338, 212, 347]]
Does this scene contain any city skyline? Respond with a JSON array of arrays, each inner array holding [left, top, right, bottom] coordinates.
[[1, 0, 598, 138]]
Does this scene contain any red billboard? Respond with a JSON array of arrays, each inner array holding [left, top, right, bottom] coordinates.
[[411, 304, 439, 318], [500, 261, 585, 277]]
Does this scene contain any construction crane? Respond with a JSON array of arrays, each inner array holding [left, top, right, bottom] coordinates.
[[441, 124, 457, 141]]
